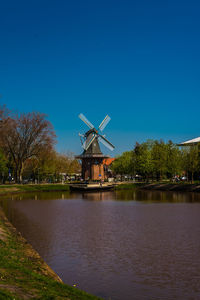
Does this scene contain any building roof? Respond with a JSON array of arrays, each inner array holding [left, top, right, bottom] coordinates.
[[83, 134, 102, 155], [76, 133, 109, 159], [177, 137, 200, 146], [103, 157, 115, 166]]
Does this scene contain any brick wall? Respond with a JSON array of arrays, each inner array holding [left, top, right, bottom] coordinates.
[[81, 158, 105, 180]]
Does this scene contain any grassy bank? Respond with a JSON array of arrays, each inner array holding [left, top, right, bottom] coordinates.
[[0, 208, 100, 300], [115, 181, 200, 192], [2, 182, 200, 194], [115, 182, 145, 190], [0, 184, 70, 195]]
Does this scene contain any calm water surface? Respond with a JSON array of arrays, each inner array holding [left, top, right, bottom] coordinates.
[[1, 190, 200, 300]]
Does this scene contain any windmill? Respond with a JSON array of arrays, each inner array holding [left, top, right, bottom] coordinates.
[[76, 113, 115, 181], [78, 113, 115, 152]]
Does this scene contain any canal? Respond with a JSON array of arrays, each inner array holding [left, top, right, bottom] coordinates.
[[1, 190, 200, 299]]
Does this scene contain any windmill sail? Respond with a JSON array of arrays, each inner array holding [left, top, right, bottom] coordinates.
[[83, 134, 97, 150], [79, 113, 94, 129], [99, 115, 111, 131], [98, 135, 115, 151], [78, 113, 115, 152]]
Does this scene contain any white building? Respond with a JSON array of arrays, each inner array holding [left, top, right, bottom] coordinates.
[[178, 137, 200, 146]]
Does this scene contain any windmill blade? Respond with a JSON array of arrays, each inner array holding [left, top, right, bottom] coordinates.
[[85, 134, 96, 151], [98, 115, 111, 131], [79, 113, 94, 129], [79, 133, 84, 145], [79, 133, 85, 137], [83, 134, 97, 150], [98, 134, 115, 151]]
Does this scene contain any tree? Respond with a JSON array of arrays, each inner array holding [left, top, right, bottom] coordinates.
[[22, 150, 81, 183], [0, 111, 56, 183], [134, 141, 153, 181], [0, 149, 8, 183], [165, 141, 182, 179], [151, 140, 167, 180], [182, 146, 199, 183], [111, 151, 134, 178], [0, 104, 10, 122]]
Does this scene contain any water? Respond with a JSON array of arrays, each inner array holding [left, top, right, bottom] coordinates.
[[1, 190, 200, 299]]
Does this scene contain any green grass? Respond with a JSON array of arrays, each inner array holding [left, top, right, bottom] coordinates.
[[115, 181, 200, 192], [0, 210, 100, 299], [0, 184, 70, 195], [115, 182, 145, 190]]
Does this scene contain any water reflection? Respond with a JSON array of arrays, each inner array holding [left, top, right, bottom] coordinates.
[[1, 190, 200, 300], [78, 189, 200, 203], [1, 190, 200, 204]]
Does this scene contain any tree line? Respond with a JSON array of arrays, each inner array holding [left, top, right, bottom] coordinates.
[[0, 105, 80, 183], [1, 105, 199, 184], [111, 140, 200, 182]]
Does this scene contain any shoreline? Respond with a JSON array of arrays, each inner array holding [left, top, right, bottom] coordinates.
[[1, 182, 200, 195], [0, 207, 100, 299], [115, 182, 200, 192], [0, 183, 70, 196]]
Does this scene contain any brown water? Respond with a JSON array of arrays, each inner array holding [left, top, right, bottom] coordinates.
[[1, 190, 200, 300]]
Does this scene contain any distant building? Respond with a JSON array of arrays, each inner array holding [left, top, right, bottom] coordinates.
[[103, 158, 115, 179], [178, 137, 200, 146]]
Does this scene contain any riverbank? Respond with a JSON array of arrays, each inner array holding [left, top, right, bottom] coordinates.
[[0, 208, 100, 299], [2, 182, 200, 195], [115, 182, 200, 192], [0, 183, 70, 195]]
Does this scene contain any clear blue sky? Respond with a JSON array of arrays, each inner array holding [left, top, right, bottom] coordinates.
[[1, 0, 200, 155]]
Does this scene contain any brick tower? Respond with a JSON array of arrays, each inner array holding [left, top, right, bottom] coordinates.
[[76, 130, 108, 181]]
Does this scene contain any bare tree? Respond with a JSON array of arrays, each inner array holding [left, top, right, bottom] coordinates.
[[0, 104, 10, 124], [0, 108, 56, 183]]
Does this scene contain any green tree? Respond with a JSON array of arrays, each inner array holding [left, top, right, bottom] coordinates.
[[0, 149, 8, 183], [182, 145, 199, 183], [111, 155, 125, 178], [111, 151, 134, 178], [134, 141, 153, 181], [23, 150, 81, 183], [151, 140, 167, 180], [165, 141, 182, 179]]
